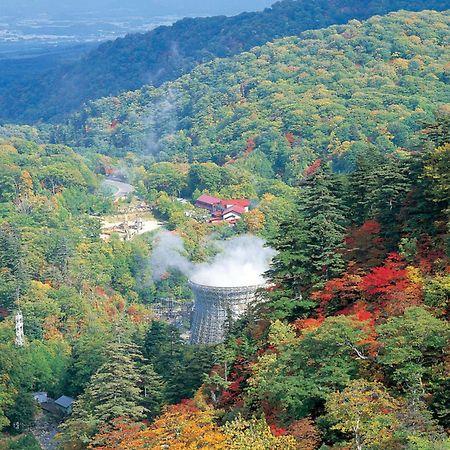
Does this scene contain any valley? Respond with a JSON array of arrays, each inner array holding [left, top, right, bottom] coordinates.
[[0, 2, 449, 449]]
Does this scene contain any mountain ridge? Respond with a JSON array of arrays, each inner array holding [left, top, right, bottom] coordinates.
[[1, 0, 449, 123], [54, 9, 450, 177]]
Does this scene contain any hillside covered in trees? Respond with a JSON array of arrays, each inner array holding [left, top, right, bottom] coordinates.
[[0, 6, 449, 450], [57, 9, 450, 178], [1, 0, 449, 123]]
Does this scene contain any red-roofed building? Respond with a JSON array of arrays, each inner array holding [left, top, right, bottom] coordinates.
[[220, 199, 250, 212], [223, 205, 246, 222], [195, 194, 222, 211], [196, 194, 250, 224]]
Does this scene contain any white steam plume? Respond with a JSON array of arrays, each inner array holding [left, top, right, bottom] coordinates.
[[150, 233, 276, 287], [144, 88, 178, 155], [150, 232, 194, 280]]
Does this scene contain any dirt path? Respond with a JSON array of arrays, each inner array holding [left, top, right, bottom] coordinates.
[[30, 413, 60, 450]]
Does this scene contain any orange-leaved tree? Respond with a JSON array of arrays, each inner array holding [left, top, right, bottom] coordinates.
[[117, 397, 228, 450]]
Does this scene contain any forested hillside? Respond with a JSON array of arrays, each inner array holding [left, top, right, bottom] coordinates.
[[57, 10, 450, 176], [1, 0, 449, 123], [0, 7, 449, 450]]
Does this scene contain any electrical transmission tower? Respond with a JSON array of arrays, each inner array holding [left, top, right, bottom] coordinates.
[[15, 310, 24, 347]]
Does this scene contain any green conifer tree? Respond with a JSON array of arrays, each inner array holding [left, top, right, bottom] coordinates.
[[62, 342, 146, 447], [365, 158, 412, 246], [267, 163, 347, 319], [140, 364, 167, 421]]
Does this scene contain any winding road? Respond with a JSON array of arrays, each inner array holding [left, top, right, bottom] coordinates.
[[103, 178, 135, 199]]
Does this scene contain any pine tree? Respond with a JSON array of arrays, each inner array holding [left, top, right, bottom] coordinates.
[[140, 364, 167, 421], [400, 151, 446, 237], [265, 213, 311, 319], [345, 149, 386, 225], [143, 321, 183, 366], [365, 158, 412, 245], [346, 154, 383, 226], [86, 343, 146, 424], [298, 164, 347, 282], [422, 114, 450, 148], [267, 163, 347, 319], [347, 160, 367, 226], [62, 342, 146, 447], [141, 322, 214, 404]]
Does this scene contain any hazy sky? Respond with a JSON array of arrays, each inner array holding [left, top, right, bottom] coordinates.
[[1, 0, 276, 18]]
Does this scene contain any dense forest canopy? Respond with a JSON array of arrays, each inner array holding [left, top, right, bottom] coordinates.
[[57, 10, 450, 177], [0, 5, 449, 450], [0, 0, 449, 123]]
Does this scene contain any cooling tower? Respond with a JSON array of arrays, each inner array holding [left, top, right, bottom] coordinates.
[[189, 281, 263, 345]]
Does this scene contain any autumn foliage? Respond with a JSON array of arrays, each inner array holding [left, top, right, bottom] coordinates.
[[286, 417, 321, 450], [91, 419, 143, 450], [344, 220, 386, 267], [312, 250, 425, 318], [110, 397, 299, 450], [116, 400, 228, 450], [303, 159, 321, 177], [360, 253, 410, 299]]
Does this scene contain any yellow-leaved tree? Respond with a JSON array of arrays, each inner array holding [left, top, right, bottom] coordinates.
[[325, 379, 400, 450]]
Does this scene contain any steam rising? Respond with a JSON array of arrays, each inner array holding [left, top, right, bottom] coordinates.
[[150, 233, 194, 280], [144, 88, 178, 155], [150, 233, 275, 287]]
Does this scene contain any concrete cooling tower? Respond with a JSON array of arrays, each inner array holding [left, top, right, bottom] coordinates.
[[189, 281, 263, 345]]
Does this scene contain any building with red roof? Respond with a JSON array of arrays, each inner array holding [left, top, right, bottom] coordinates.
[[223, 205, 246, 222], [196, 194, 250, 224], [220, 199, 250, 212], [195, 194, 222, 211]]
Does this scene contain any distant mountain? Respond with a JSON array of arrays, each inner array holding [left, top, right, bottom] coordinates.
[[0, 0, 274, 18], [1, 0, 449, 124]]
